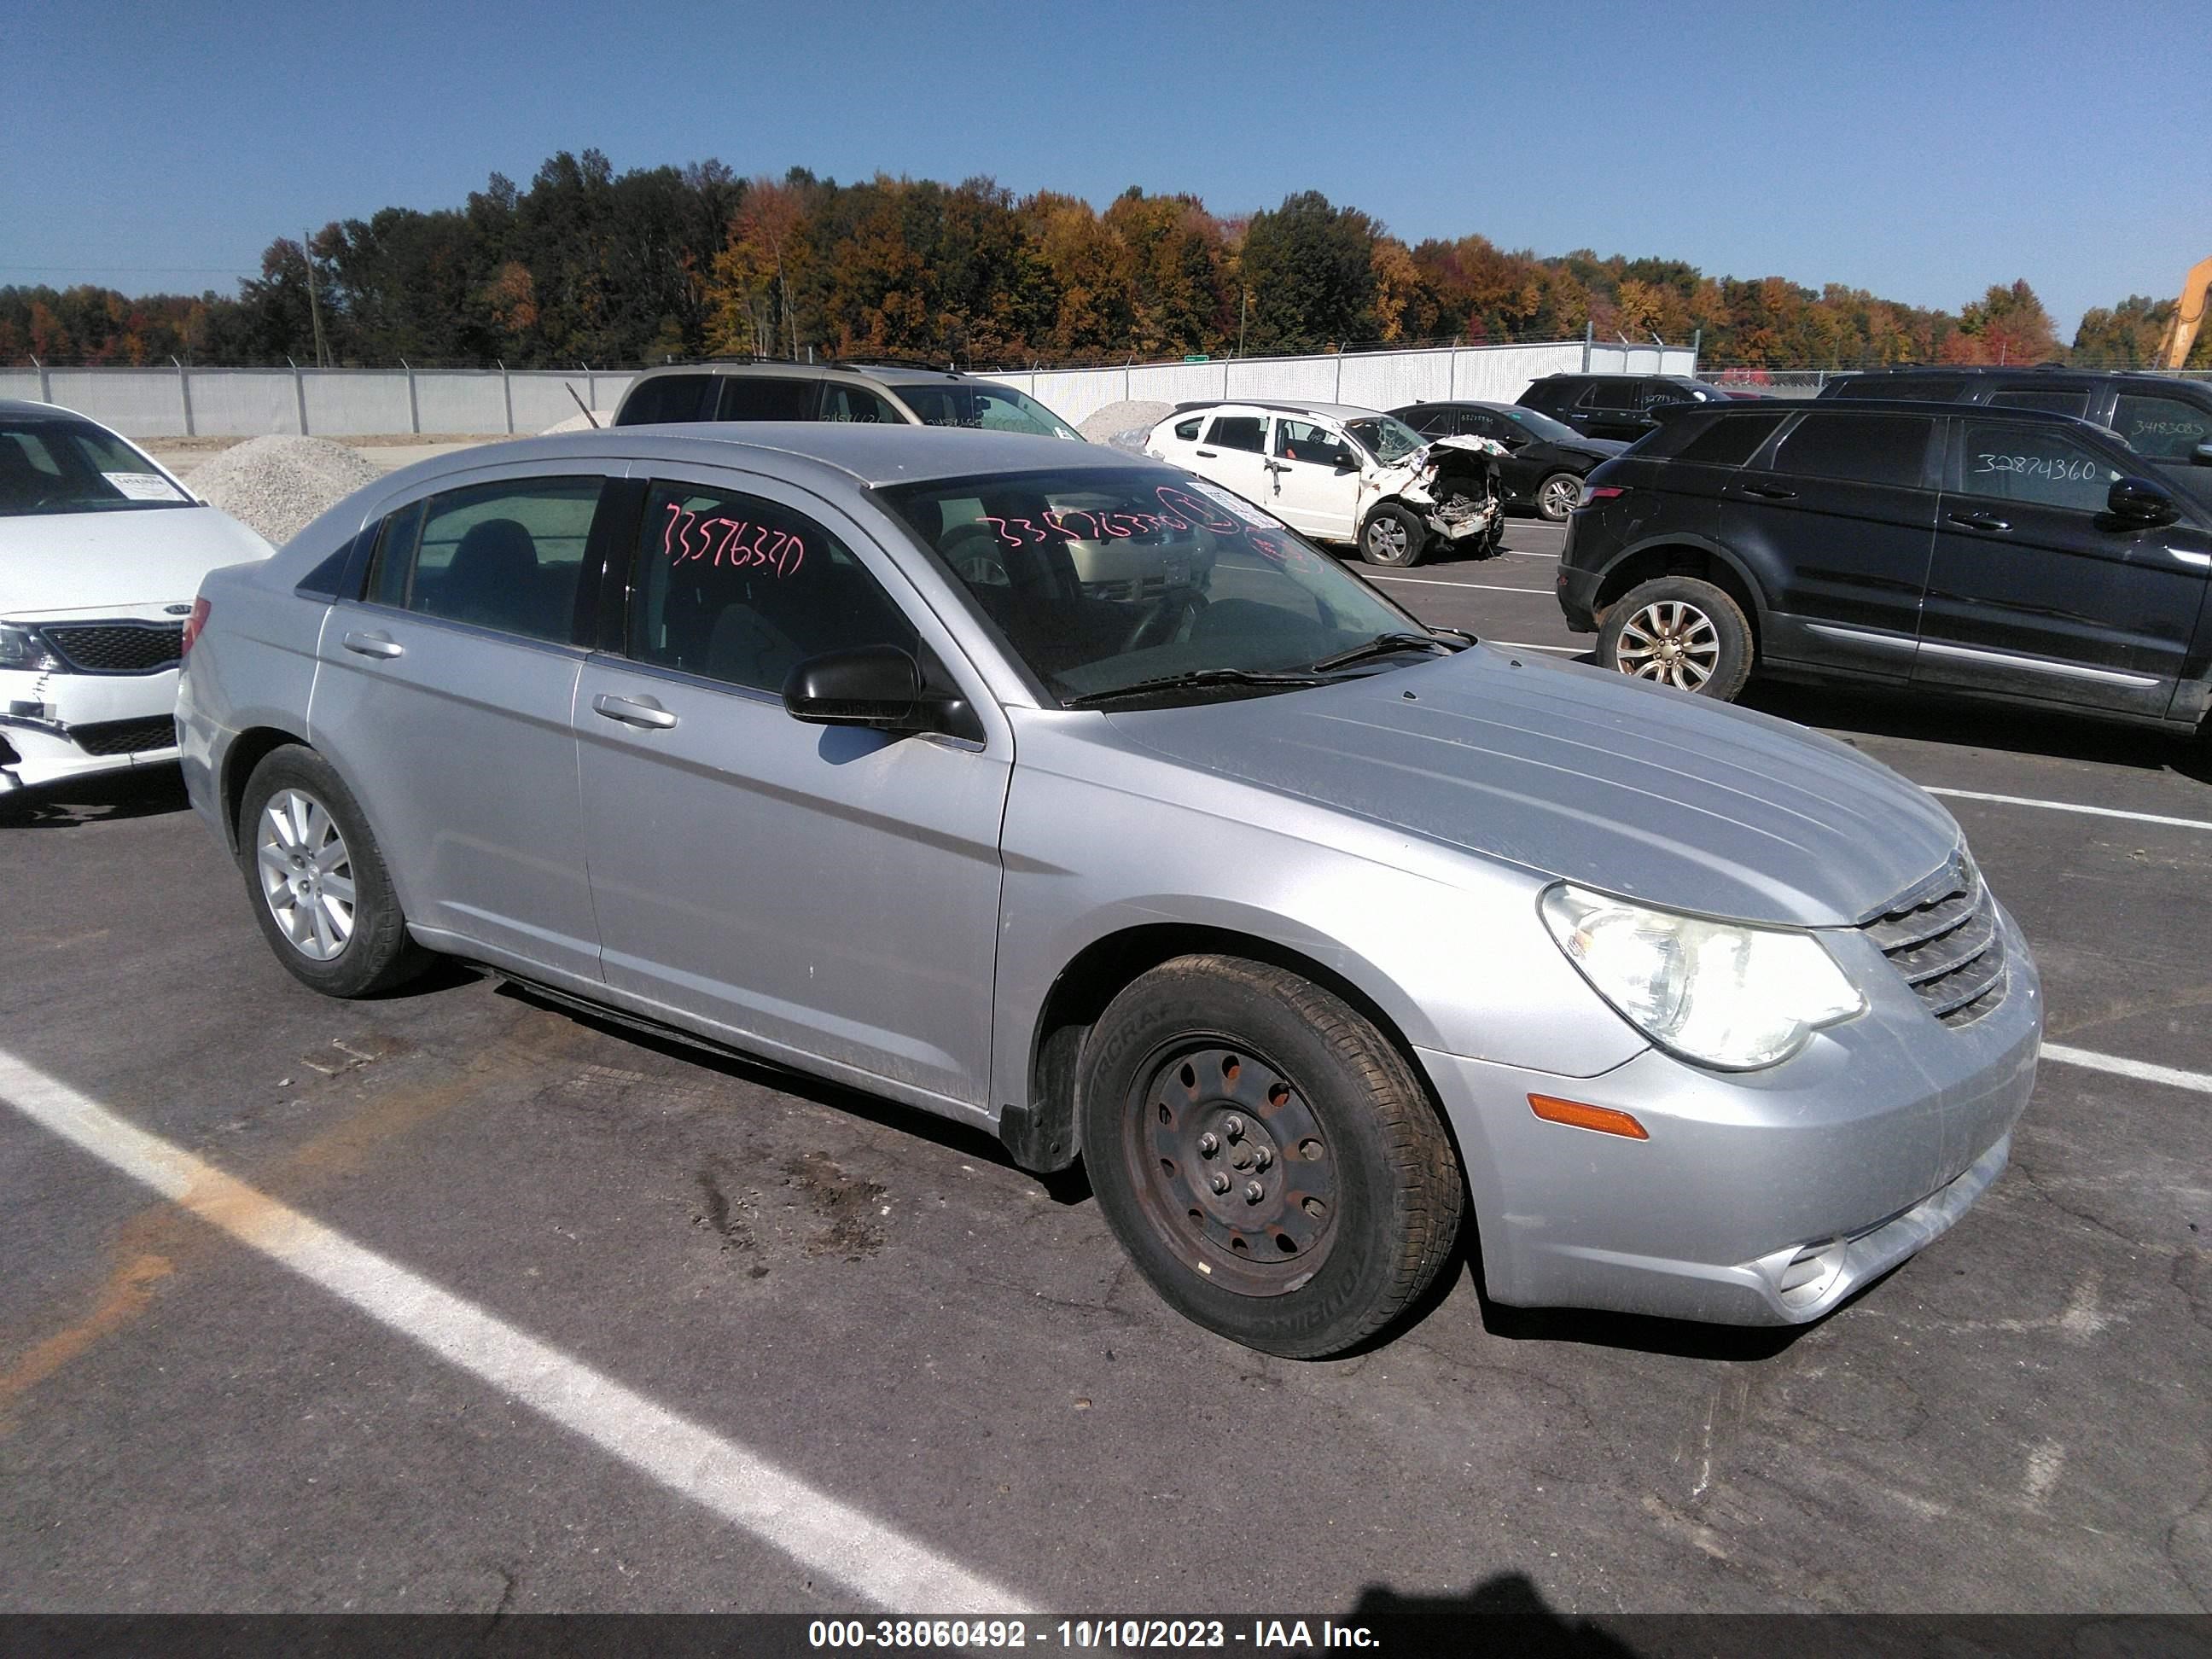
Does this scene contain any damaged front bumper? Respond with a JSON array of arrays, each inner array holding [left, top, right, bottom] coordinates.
[[1, 667, 183, 794], [1398, 434, 1509, 550]]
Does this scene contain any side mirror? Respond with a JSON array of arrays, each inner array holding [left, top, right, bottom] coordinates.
[[783, 644, 924, 729], [2107, 475, 2180, 527], [2192, 440, 2212, 468], [1331, 450, 1358, 471]]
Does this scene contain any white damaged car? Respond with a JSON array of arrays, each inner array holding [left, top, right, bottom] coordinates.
[[1, 400, 271, 795], [1145, 399, 1506, 568]]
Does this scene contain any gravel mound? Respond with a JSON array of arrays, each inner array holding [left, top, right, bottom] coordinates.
[[1078, 399, 1176, 454], [190, 435, 385, 546], [538, 411, 603, 435]]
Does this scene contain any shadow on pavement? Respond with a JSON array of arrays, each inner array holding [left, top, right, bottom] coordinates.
[[1352, 1573, 1643, 1655], [0, 765, 191, 829]]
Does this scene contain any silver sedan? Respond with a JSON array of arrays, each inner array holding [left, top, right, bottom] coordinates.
[[176, 424, 2040, 1357]]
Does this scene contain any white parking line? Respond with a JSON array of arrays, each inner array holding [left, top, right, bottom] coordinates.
[[1924, 788, 2212, 835], [2042, 1044, 2212, 1096], [1366, 573, 1554, 593], [0, 1050, 1033, 1614]]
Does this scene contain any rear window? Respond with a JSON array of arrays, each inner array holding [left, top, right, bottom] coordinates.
[[1673, 413, 1780, 467], [717, 377, 818, 420], [615, 375, 711, 426], [1772, 412, 1933, 488]]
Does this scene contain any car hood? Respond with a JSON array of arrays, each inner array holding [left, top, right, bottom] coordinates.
[[0, 506, 272, 620], [1106, 647, 1959, 928]]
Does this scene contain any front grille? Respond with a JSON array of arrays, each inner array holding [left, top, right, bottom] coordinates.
[[72, 716, 178, 757], [43, 622, 185, 675], [1860, 853, 2007, 1027]]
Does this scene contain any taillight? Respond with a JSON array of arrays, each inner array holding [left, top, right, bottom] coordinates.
[[179, 597, 211, 658], [1581, 486, 1626, 503]]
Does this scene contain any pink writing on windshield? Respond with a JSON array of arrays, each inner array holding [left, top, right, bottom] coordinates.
[[1155, 485, 1240, 534], [663, 502, 806, 576], [981, 506, 1194, 550]]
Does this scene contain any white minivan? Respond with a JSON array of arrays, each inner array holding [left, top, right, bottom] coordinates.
[[0, 400, 271, 795], [1144, 399, 1505, 568]]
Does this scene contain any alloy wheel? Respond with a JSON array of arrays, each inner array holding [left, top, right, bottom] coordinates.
[[1614, 599, 1721, 690], [1365, 517, 1410, 562], [255, 788, 356, 961], [1540, 475, 1580, 519]]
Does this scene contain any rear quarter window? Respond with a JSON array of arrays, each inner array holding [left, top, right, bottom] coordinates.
[[1173, 417, 1203, 441]]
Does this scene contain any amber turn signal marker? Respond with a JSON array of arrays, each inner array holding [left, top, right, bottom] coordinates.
[[1528, 1093, 1650, 1140]]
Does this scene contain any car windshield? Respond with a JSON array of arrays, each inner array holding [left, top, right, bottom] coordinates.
[[1343, 416, 1428, 466], [1497, 405, 1580, 444], [881, 466, 1436, 707], [0, 418, 191, 517], [895, 384, 1081, 441]]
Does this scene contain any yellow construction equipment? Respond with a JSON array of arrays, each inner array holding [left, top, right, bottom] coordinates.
[[2160, 255, 2212, 370]]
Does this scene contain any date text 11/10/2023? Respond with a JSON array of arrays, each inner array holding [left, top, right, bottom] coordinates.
[[806, 1619, 1381, 1650]]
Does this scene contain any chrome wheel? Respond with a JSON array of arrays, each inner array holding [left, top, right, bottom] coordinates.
[[1538, 474, 1580, 520], [1126, 1042, 1336, 1297], [255, 788, 356, 961], [1364, 515, 1411, 562], [1614, 599, 1721, 690]]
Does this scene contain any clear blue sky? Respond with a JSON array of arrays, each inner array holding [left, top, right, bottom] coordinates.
[[7, 0, 2205, 343]]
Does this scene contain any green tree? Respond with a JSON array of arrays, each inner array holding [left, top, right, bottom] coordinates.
[[1238, 192, 1379, 353]]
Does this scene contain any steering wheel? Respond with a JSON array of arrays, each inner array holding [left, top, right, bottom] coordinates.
[[1118, 591, 1204, 654]]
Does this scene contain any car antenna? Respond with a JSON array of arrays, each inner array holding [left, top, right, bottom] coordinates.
[[563, 381, 600, 429]]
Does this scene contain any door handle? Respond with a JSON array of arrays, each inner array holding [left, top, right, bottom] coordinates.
[[1264, 459, 1290, 473], [1947, 511, 2011, 533], [341, 631, 404, 660], [1195, 448, 1219, 457], [1740, 483, 1798, 501], [591, 692, 678, 731]]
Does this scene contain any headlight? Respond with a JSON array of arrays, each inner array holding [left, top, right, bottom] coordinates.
[[0, 623, 62, 673], [1540, 885, 1864, 1069]]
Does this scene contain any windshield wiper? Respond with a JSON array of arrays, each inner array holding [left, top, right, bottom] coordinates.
[[1308, 631, 1464, 673], [1061, 667, 1331, 708]]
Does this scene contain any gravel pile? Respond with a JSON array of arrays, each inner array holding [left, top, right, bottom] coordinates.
[[1077, 399, 1177, 454], [190, 435, 386, 546], [538, 411, 602, 435]]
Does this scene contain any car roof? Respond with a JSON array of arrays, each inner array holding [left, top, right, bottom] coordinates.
[[626, 360, 1010, 389], [1162, 399, 1384, 422], [1667, 397, 2127, 431], [0, 398, 102, 421], [1829, 364, 2205, 388], [379, 422, 1152, 496]]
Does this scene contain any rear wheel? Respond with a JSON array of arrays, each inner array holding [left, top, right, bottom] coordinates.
[[1535, 472, 1581, 522], [1598, 574, 1754, 701], [1359, 504, 1427, 568], [1079, 955, 1463, 1358], [238, 746, 430, 998]]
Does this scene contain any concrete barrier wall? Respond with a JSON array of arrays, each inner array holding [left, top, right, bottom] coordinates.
[[3, 346, 1691, 437]]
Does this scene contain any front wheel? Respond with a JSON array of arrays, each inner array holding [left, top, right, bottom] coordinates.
[[1535, 472, 1582, 522], [1359, 504, 1427, 568], [1079, 955, 1464, 1358], [1598, 574, 1754, 700]]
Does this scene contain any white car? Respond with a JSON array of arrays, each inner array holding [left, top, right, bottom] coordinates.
[[1144, 399, 1506, 568], [1, 400, 271, 795]]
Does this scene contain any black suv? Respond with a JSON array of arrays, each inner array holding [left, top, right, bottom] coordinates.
[[1555, 400, 2212, 733], [1516, 374, 1740, 443], [1819, 365, 2212, 469]]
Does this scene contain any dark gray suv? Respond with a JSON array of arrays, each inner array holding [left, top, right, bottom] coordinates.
[[615, 360, 1082, 440]]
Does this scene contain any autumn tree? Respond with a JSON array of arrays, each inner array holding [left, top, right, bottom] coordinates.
[[1239, 192, 1379, 352]]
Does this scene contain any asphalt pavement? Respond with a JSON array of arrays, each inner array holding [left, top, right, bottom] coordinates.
[[3, 515, 2209, 1618]]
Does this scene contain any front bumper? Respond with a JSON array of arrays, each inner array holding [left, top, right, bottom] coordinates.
[[0, 667, 181, 793], [1417, 901, 2042, 1325]]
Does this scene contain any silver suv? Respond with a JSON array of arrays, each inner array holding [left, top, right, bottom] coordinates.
[[614, 359, 1082, 441], [177, 425, 2041, 1357]]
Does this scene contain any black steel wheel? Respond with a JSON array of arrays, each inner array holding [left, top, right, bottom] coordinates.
[[1080, 955, 1463, 1357]]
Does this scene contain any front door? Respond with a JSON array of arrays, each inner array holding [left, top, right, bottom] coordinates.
[[1266, 416, 1359, 540], [1916, 418, 2212, 718], [573, 469, 1011, 1109], [311, 467, 610, 981], [1717, 409, 1941, 679]]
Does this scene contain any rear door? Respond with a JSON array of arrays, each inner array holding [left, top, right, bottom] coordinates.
[[1575, 381, 1649, 441], [311, 464, 614, 981], [1266, 416, 1359, 539], [572, 468, 1010, 1107], [1916, 418, 2212, 717], [1191, 411, 1272, 504], [1717, 410, 1941, 678]]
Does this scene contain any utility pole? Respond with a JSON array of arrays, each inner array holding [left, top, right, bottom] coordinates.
[[1237, 289, 1249, 358], [301, 229, 329, 370]]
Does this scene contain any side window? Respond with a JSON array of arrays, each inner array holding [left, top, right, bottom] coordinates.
[[630, 482, 917, 696], [614, 375, 710, 426], [2112, 393, 2212, 462], [718, 377, 818, 420], [1172, 416, 1204, 441], [1456, 410, 1504, 440], [1273, 419, 1351, 467], [1958, 422, 2122, 514], [1400, 406, 1449, 436], [821, 385, 903, 424], [1772, 412, 1933, 488], [1675, 414, 1783, 467], [1641, 381, 1691, 411], [1576, 382, 1625, 410], [1988, 387, 2091, 416], [367, 478, 601, 642], [1207, 416, 1266, 452]]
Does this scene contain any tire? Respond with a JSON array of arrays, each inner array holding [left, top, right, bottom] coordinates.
[[1079, 954, 1463, 1358], [236, 745, 431, 998], [1535, 472, 1582, 522], [1598, 574, 1754, 701], [1358, 503, 1426, 568]]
